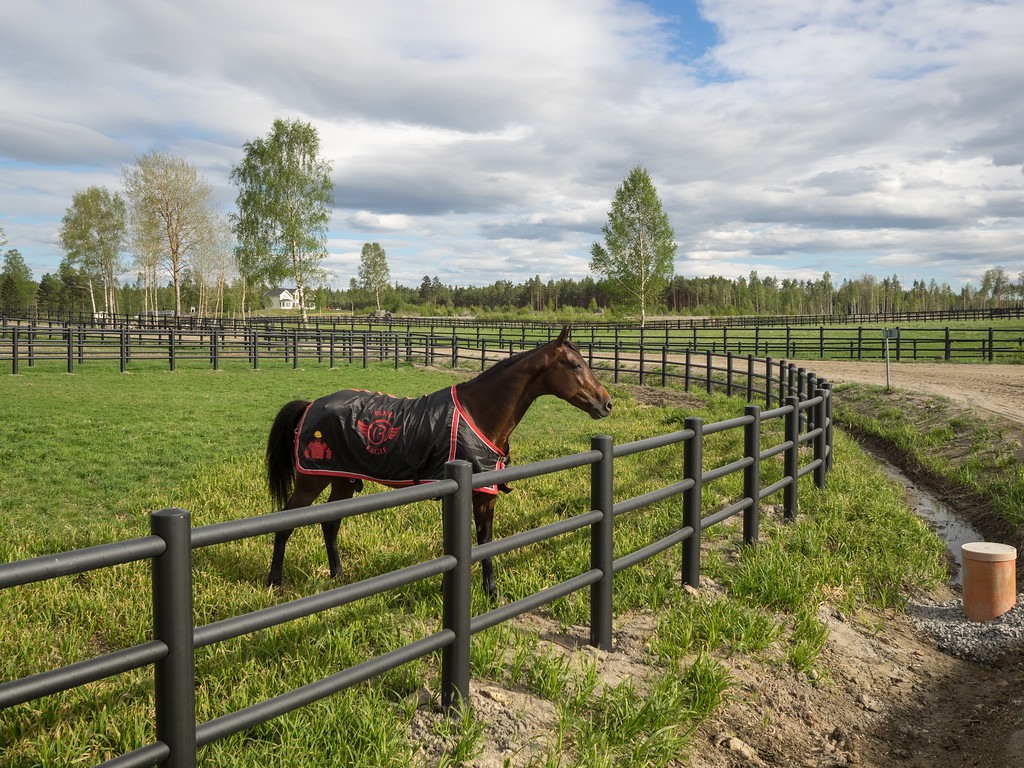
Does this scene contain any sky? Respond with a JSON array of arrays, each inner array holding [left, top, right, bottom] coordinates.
[[1, 0, 1022, 292]]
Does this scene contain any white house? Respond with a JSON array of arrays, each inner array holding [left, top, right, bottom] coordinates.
[[264, 288, 296, 310]]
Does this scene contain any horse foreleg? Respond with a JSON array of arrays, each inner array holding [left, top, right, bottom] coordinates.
[[267, 474, 331, 588], [267, 528, 293, 588], [321, 478, 361, 580], [473, 493, 499, 600]]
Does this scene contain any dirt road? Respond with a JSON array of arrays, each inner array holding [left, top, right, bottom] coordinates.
[[793, 360, 1024, 425]]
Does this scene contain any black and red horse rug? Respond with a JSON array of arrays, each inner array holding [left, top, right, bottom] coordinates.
[[294, 385, 508, 494]]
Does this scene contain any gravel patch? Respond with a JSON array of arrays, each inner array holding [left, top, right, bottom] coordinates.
[[906, 595, 1024, 665]]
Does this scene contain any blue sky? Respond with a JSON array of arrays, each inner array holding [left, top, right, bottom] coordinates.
[[1, 0, 1022, 292]]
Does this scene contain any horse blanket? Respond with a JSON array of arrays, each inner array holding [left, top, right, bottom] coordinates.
[[295, 386, 508, 495]]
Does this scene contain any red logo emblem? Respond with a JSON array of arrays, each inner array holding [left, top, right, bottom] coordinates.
[[358, 414, 402, 455]]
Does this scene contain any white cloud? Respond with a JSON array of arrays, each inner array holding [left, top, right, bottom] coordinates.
[[1, 0, 1021, 291]]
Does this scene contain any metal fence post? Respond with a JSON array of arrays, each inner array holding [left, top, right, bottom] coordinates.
[[806, 374, 817, 431], [589, 435, 614, 650], [151, 508, 196, 768], [118, 327, 127, 373], [746, 354, 755, 402], [784, 396, 800, 521], [813, 388, 828, 488], [682, 417, 703, 588], [441, 460, 472, 713], [822, 382, 834, 472], [743, 405, 761, 545]]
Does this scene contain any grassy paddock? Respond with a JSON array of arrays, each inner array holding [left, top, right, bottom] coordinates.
[[1, 362, 947, 766]]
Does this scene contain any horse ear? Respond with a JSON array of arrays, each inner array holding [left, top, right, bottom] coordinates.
[[557, 324, 571, 345]]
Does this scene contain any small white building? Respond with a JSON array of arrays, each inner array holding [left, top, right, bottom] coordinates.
[[264, 288, 296, 310]]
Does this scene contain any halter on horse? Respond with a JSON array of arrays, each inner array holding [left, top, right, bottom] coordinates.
[[264, 326, 613, 597]]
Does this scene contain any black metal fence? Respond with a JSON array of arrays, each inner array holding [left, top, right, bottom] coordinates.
[[4, 318, 1024, 374], [5, 303, 1024, 329], [0, 365, 832, 767]]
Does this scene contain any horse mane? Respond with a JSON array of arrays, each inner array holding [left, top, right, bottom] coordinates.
[[472, 337, 580, 382]]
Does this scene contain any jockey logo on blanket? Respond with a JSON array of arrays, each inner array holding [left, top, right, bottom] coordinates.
[[303, 430, 332, 461], [295, 386, 508, 495]]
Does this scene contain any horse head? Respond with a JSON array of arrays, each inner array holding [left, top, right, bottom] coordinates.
[[546, 326, 613, 419]]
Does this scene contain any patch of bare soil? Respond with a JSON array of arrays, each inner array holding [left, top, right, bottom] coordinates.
[[794, 360, 1024, 428], [408, 363, 1024, 767]]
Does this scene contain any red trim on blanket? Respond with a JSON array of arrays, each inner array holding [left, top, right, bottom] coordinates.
[[450, 386, 506, 458]]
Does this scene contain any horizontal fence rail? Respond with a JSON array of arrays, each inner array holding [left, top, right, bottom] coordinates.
[[4, 304, 1024, 331], [1, 362, 833, 767], [4, 318, 1024, 376]]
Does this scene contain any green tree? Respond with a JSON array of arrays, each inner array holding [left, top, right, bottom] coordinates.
[[230, 118, 334, 325], [419, 274, 435, 306], [58, 186, 127, 315], [589, 165, 676, 325], [123, 150, 215, 315], [358, 242, 390, 311], [35, 273, 63, 311], [1, 248, 37, 310]]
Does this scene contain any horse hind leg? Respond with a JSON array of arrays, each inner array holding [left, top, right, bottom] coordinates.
[[267, 473, 332, 588], [321, 478, 361, 580], [473, 493, 499, 600]]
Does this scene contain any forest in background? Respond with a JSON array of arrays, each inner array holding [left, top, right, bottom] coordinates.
[[4, 260, 1021, 320]]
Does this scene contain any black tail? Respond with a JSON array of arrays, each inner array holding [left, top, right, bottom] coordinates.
[[266, 400, 310, 509]]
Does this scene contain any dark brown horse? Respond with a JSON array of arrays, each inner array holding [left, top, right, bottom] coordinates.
[[264, 326, 613, 596]]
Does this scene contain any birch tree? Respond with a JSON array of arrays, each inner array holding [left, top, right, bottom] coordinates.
[[122, 150, 215, 315], [230, 118, 334, 325], [58, 186, 127, 315], [358, 242, 390, 311], [589, 165, 676, 326]]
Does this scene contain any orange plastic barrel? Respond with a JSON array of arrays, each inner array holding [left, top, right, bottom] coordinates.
[[961, 542, 1017, 622]]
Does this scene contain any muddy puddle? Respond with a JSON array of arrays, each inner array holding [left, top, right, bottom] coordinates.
[[863, 447, 984, 585]]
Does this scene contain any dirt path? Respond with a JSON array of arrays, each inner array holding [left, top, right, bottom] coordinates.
[[792, 360, 1024, 426]]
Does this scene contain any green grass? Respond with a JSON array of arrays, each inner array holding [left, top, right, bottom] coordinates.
[[834, 383, 1024, 533], [1, 362, 949, 766]]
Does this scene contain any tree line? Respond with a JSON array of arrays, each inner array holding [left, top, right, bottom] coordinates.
[[2, 136, 1022, 321], [4, 223, 1022, 320]]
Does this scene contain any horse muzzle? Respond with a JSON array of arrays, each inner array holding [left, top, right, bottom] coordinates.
[[588, 397, 613, 419]]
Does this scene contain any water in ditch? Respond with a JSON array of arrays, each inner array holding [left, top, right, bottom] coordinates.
[[862, 446, 984, 586]]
